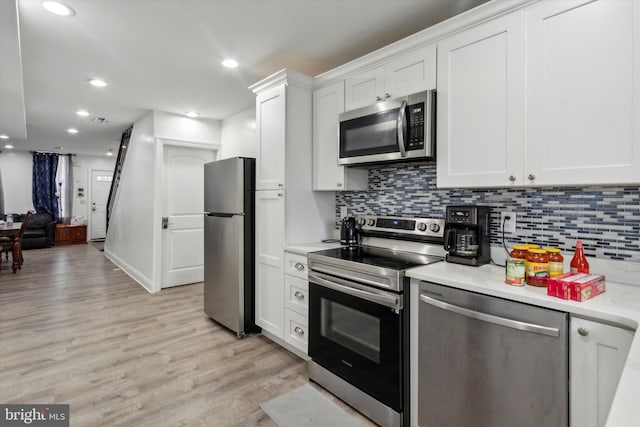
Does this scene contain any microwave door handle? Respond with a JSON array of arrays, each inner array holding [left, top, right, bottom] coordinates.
[[397, 100, 407, 157]]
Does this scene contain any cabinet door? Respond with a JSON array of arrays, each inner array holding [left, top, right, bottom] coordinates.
[[570, 317, 633, 427], [312, 82, 368, 191], [436, 13, 525, 188], [256, 84, 286, 190], [344, 66, 385, 111], [255, 190, 286, 337], [384, 43, 436, 97], [525, 0, 640, 186]]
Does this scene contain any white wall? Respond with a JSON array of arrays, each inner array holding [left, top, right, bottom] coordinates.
[[220, 107, 257, 159], [154, 111, 222, 144], [105, 112, 157, 292], [0, 151, 33, 213]]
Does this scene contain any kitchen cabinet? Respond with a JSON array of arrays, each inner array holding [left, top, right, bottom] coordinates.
[[255, 84, 286, 190], [524, 0, 640, 186], [437, 0, 640, 188], [344, 44, 436, 111], [255, 190, 286, 337], [436, 12, 525, 188], [283, 251, 309, 354], [570, 316, 633, 427], [250, 69, 335, 340], [312, 81, 368, 191]]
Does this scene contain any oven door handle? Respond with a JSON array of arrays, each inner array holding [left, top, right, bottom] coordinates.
[[309, 271, 401, 310]]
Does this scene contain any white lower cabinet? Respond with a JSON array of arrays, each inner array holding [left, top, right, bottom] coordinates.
[[283, 250, 309, 355], [570, 316, 633, 427], [255, 190, 286, 338]]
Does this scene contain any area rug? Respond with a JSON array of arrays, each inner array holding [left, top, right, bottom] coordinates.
[[260, 383, 365, 427]]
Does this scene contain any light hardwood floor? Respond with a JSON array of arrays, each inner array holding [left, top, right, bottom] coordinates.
[[0, 244, 373, 426]]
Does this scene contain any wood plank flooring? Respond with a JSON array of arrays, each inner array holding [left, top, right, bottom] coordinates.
[[0, 244, 373, 426]]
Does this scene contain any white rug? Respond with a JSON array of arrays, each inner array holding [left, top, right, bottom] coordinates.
[[260, 383, 365, 427]]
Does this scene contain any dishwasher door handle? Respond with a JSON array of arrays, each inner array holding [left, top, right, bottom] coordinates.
[[419, 294, 560, 337]]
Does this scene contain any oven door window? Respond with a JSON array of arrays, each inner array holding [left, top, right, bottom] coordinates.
[[339, 108, 401, 158], [321, 299, 381, 363], [309, 282, 403, 412]]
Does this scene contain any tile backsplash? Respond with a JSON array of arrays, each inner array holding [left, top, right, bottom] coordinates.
[[336, 163, 640, 262]]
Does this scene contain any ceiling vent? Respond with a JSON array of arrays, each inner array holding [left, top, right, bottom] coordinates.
[[91, 117, 109, 125]]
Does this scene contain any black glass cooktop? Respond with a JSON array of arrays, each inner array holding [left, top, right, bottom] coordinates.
[[311, 245, 442, 271]]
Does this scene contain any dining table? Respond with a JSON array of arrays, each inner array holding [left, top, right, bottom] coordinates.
[[0, 222, 22, 273]]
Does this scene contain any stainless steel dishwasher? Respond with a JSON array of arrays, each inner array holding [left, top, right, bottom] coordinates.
[[417, 281, 568, 427]]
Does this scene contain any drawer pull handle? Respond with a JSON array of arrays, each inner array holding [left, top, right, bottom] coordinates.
[[577, 327, 589, 337], [294, 262, 305, 271], [294, 291, 305, 300], [294, 326, 305, 335], [508, 175, 516, 182], [528, 174, 536, 181]]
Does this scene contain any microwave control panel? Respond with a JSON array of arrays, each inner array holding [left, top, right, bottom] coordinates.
[[407, 102, 425, 149]]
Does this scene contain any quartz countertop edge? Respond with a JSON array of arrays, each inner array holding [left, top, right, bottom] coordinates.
[[406, 261, 640, 427], [284, 242, 344, 256]]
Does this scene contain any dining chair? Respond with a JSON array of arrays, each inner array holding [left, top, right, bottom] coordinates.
[[0, 211, 32, 267]]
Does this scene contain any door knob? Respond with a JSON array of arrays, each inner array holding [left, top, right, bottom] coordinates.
[[577, 327, 589, 336]]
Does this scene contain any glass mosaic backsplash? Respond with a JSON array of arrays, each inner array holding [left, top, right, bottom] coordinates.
[[335, 163, 640, 262]]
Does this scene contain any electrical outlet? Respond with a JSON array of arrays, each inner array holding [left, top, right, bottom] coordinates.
[[501, 211, 516, 233], [340, 206, 348, 218]]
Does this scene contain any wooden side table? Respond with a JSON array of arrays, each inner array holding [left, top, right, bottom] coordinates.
[[55, 224, 87, 245]]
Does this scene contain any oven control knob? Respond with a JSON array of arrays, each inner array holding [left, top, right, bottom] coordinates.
[[417, 223, 427, 231], [358, 218, 366, 226], [430, 223, 441, 233], [367, 219, 375, 226]]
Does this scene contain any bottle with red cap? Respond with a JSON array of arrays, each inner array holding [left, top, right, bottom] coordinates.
[[570, 240, 590, 274]]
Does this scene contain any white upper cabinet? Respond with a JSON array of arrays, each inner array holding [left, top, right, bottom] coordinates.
[[384, 43, 437, 99], [255, 84, 286, 190], [312, 81, 368, 191], [436, 13, 525, 188], [345, 44, 436, 111], [525, 0, 640, 186], [437, 0, 640, 188]]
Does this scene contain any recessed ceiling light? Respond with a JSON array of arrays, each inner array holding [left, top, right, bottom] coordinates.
[[54, 146, 64, 150], [67, 128, 78, 134], [186, 111, 200, 118], [222, 59, 239, 69], [76, 109, 90, 117], [42, 1, 75, 17], [4, 144, 14, 149], [88, 79, 107, 87], [106, 149, 114, 156], [0, 134, 9, 139]]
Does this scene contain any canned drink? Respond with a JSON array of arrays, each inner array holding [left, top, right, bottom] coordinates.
[[505, 258, 525, 286]]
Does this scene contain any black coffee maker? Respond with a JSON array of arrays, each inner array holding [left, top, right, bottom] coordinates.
[[340, 216, 359, 247], [443, 205, 491, 266]]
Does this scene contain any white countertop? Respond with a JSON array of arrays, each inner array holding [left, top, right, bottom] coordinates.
[[284, 241, 343, 256], [407, 261, 640, 427]]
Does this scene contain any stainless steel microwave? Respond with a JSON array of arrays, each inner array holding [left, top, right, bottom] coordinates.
[[338, 90, 435, 166]]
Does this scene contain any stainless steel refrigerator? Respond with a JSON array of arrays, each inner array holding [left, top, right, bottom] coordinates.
[[203, 157, 259, 337]]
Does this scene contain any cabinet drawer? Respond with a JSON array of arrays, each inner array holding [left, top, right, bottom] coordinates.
[[284, 252, 308, 280], [284, 309, 308, 355], [285, 275, 308, 315]]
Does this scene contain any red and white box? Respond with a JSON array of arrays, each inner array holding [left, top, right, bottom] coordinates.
[[546, 273, 606, 301]]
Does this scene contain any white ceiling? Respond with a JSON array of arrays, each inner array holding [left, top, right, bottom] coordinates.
[[0, 0, 488, 157]]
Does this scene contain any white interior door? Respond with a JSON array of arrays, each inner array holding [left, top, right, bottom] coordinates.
[[162, 145, 215, 288], [90, 170, 112, 240]]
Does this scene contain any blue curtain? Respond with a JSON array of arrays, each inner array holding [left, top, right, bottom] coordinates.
[[32, 152, 59, 221]]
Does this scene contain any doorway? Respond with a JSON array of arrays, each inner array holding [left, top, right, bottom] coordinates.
[[161, 145, 216, 288], [90, 170, 112, 240]]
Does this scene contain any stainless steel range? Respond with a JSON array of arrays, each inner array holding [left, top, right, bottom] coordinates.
[[307, 215, 445, 427]]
